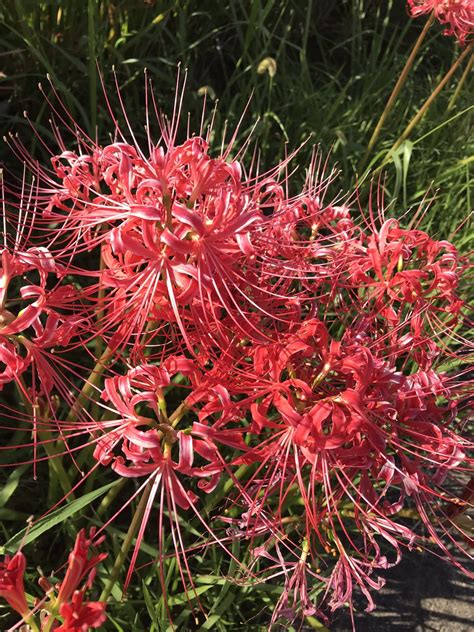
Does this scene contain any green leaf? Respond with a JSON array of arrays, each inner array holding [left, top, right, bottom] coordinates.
[[2, 480, 119, 553], [168, 584, 214, 605], [197, 613, 225, 630], [0, 464, 29, 507], [142, 580, 159, 625]]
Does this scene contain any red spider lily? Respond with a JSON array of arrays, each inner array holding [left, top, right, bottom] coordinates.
[[249, 539, 322, 626], [225, 299, 472, 617], [70, 145, 314, 360], [0, 240, 99, 478], [94, 358, 243, 482], [0, 179, 109, 479], [0, 249, 86, 391], [407, 0, 474, 44], [86, 360, 249, 611], [5, 75, 347, 364], [0, 552, 30, 618], [0, 183, 95, 372]]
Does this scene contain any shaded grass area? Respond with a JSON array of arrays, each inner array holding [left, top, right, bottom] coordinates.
[[0, 0, 472, 238]]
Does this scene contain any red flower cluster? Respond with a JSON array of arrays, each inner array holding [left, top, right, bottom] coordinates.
[[0, 529, 106, 631], [408, 0, 474, 44], [1, 77, 472, 626]]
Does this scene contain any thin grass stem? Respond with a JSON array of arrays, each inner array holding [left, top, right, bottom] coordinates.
[[87, 0, 97, 134], [359, 13, 434, 172], [390, 43, 472, 153], [448, 51, 474, 111]]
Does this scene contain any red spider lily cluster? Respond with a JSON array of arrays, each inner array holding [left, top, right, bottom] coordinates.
[[0, 248, 90, 400], [0, 74, 472, 629], [407, 0, 474, 44], [0, 529, 106, 631]]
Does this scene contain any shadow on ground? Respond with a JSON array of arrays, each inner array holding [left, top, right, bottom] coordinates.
[[331, 547, 473, 631]]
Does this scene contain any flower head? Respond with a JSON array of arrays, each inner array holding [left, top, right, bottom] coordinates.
[[408, 0, 474, 44], [1, 70, 472, 628]]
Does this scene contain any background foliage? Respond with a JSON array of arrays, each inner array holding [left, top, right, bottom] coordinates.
[[1, 0, 472, 237]]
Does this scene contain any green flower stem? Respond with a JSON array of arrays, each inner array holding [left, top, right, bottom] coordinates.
[[42, 610, 59, 632], [359, 13, 434, 172], [37, 593, 62, 632], [96, 477, 127, 519], [37, 427, 74, 499], [66, 346, 113, 425], [169, 401, 189, 427], [20, 610, 41, 632], [389, 43, 473, 155], [204, 464, 250, 514], [99, 480, 153, 602], [15, 376, 73, 499], [448, 50, 474, 111], [300, 539, 329, 631]]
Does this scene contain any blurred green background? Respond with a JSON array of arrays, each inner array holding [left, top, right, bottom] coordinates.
[[0, 0, 472, 241]]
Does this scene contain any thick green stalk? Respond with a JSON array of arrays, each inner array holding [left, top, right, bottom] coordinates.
[[23, 615, 40, 632], [359, 13, 434, 172], [37, 428, 74, 499], [96, 477, 127, 518], [99, 480, 153, 602], [42, 609, 59, 632]]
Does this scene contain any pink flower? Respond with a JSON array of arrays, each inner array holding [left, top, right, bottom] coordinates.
[[248, 539, 320, 626], [0, 234, 91, 395], [408, 0, 474, 44], [89, 360, 248, 599], [5, 77, 329, 364], [228, 295, 472, 615]]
